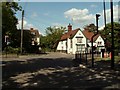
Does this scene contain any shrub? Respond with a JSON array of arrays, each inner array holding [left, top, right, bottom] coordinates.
[[4, 46, 20, 54]]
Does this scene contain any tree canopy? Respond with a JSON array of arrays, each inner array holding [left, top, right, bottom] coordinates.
[[100, 22, 120, 54], [41, 26, 66, 51], [2, 2, 21, 49], [84, 23, 97, 33]]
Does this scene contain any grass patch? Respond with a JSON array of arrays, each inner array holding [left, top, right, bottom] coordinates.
[[94, 56, 120, 63]]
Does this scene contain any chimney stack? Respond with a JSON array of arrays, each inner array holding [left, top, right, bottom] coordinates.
[[30, 28, 34, 30], [68, 23, 72, 32]]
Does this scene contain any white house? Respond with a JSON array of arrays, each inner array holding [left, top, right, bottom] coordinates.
[[30, 28, 41, 45], [56, 24, 105, 54]]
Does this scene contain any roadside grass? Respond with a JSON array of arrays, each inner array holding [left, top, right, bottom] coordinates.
[[94, 56, 120, 63]]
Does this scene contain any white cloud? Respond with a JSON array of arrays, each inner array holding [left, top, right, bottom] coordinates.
[[64, 8, 95, 27], [17, 20, 42, 34], [101, 5, 118, 23], [17, 20, 35, 29], [17, 20, 27, 29], [98, 25, 105, 30]]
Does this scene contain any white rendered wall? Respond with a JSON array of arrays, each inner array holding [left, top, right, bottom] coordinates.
[[57, 40, 67, 51]]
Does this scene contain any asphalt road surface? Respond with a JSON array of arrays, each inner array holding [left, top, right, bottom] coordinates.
[[2, 52, 120, 89]]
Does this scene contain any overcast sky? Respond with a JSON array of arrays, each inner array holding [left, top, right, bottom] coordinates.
[[15, 1, 119, 35]]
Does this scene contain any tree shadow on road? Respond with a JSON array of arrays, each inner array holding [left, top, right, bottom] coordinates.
[[2, 57, 120, 89]]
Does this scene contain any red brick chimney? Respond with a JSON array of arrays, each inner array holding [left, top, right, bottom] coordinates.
[[30, 28, 34, 31], [68, 23, 72, 32]]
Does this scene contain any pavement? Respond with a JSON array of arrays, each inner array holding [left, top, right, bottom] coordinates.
[[1, 52, 120, 89]]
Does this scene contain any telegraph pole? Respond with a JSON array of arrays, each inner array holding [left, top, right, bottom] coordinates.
[[110, 0, 114, 69], [103, 0, 107, 28], [20, 10, 24, 54]]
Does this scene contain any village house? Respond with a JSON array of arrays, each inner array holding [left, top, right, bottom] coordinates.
[[56, 24, 105, 54], [30, 28, 41, 46], [18, 28, 41, 46]]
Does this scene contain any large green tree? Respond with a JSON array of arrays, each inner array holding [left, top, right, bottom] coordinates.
[[84, 23, 97, 33], [41, 26, 66, 51], [10, 30, 34, 53], [100, 22, 120, 54], [2, 2, 21, 50]]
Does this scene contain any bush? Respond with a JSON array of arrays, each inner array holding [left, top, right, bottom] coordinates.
[[4, 46, 20, 54]]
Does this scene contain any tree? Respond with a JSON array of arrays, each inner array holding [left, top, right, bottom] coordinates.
[[41, 26, 66, 51], [9, 30, 33, 53], [2, 2, 21, 50], [84, 23, 97, 33], [100, 22, 120, 54]]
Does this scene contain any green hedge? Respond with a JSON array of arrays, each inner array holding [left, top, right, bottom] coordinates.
[[4, 46, 20, 54]]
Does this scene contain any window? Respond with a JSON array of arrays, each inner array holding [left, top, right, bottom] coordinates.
[[76, 44, 85, 52], [97, 41, 102, 46], [77, 38, 82, 43], [76, 45, 81, 51], [97, 42, 99, 45]]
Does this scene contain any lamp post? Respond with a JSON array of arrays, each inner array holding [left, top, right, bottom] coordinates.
[[91, 14, 100, 67], [103, 0, 107, 56], [110, 0, 114, 69]]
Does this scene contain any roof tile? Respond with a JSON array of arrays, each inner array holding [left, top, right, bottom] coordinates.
[[83, 29, 99, 41], [60, 28, 80, 41]]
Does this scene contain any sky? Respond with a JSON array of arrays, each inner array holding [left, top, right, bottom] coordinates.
[[15, 1, 119, 35]]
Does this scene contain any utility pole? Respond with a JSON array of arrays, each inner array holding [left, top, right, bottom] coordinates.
[[91, 14, 100, 67], [103, 0, 107, 28], [110, 0, 114, 69], [20, 10, 24, 54]]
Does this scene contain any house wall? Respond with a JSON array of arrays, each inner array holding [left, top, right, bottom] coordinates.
[[71, 30, 87, 54], [57, 30, 105, 54], [95, 36, 105, 52], [67, 38, 70, 53], [37, 37, 40, 45], [57, 40, 67, 51], [87, 36, 105, 53], [95, 36, 104, 46]]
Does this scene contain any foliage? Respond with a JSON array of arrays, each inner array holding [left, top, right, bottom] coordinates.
[[84, 23, 97, 33], [9, 30, 34, 53], [4, 46, 20, 54], [2, 2, 21, 50], [41, 26, 66, 51], [100, 22, 120, 54]]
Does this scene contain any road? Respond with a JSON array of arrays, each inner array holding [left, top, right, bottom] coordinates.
[[2, 52, 120, 89]]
